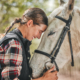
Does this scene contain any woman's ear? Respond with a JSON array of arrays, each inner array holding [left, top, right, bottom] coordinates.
[[26, 20, 33, 27]]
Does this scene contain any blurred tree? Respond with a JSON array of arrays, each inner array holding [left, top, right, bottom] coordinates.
[[0, 0, 80, 33], [0, 0, 54, 33], [54, 0, 59, 8]]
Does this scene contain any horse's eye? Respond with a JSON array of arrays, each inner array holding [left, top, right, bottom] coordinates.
[[48, 31, 55, 36]]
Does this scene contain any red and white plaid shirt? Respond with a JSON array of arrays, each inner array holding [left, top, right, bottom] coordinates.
[[0, 39, 22, 80]]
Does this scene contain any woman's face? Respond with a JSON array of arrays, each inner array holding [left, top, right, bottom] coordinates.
[[26, 23, 47, 41]]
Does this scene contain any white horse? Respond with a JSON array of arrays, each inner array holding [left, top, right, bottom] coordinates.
[[30, 0, 80, 78]]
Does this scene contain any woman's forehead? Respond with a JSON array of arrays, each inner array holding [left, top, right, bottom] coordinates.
[[39, 24, 47, 31]]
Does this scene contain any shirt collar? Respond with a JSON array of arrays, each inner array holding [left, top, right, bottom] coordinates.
[[14, 28, 32, 46]]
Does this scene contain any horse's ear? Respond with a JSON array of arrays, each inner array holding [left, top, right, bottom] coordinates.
[[59, 0, 65, 6], [68, 0, 74, 10]]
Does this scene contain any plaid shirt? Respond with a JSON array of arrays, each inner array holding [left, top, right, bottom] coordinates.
[[0, 39, 23, 80]]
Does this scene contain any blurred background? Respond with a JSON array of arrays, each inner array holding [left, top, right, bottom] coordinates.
[[0, 0, 80, 80]]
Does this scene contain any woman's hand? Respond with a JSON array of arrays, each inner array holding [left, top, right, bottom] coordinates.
[[42, 66, 58, 80], [33, 66, 58, 80]]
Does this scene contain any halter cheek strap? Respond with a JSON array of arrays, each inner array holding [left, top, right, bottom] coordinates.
[[55, 15, 74, 66]]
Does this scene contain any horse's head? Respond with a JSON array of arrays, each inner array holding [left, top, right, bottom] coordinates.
[[30, 0, 80, 78]]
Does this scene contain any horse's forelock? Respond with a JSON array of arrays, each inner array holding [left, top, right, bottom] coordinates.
[[59, 0, 65, 6]]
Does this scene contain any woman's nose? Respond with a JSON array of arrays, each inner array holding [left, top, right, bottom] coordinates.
[[37, 34, 41, 39]]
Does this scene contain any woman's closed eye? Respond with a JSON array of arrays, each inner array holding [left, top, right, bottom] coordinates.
[[39, 30, 44, 34]]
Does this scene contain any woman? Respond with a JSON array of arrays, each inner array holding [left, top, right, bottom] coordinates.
[[0, 8, 58, 80]]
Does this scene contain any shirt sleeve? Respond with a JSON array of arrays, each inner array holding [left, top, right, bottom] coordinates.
[[1, 39, 23, 80]]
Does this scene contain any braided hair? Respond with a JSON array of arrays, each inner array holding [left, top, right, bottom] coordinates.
[[6, 18, 26, 34]]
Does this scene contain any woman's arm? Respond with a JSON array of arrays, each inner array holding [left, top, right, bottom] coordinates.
[[32, 67, 58, 80], [1, 39, 22, 80]]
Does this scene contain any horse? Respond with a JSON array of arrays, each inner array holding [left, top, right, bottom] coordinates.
[[30, 0, 80, 78]]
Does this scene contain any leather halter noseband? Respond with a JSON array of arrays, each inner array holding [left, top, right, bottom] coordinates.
[[35, 14, 74, 71]]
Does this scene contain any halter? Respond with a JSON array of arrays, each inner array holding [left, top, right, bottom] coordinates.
[[35, 14, 74, 71]]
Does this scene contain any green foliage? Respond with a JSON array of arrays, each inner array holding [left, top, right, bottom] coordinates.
[[30, 39, 40, 57], [0, 0, 80, 33], [0, 0, 52, 33]]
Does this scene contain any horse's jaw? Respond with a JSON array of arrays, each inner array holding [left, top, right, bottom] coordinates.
[[30, 53, 51, 78], [30, 50, 71, 78]]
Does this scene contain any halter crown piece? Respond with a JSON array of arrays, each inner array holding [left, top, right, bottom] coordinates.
[[35, 13, 74, 72]]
